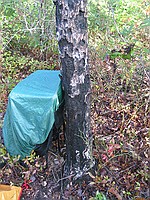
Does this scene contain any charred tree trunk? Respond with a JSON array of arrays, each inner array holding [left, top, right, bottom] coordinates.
[[55, 0, 94, 175]]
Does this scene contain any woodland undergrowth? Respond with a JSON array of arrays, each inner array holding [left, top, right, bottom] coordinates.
[[0, 0, 150, 199]]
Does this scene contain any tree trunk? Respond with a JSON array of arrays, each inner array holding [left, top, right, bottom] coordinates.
[[55, 0, 94, 176]]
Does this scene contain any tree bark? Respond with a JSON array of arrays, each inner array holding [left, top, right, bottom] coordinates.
[[55, 0, 94, 176]]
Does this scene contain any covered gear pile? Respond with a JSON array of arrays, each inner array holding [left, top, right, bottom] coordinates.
[[3, 70, 63, 159]]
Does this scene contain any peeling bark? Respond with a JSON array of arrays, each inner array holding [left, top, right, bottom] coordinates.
[[55, 0, 94, 175]]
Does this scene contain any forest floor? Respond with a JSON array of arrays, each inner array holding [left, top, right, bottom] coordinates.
[[0, 50, 150, 200]]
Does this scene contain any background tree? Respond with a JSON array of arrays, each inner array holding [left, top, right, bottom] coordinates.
[[55, 0, 94, 175]]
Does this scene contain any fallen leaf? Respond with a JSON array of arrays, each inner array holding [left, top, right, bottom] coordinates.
[[108, 187, 122, 200], [88, 182, 96, 186], [88, 171, 96, 179], [135, 198, 146, 200]]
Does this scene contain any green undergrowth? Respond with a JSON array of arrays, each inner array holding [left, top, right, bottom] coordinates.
[[1, 50, 58, 113]]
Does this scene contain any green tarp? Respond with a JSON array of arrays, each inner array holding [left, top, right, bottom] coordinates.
[[2, 70, 62, 158]]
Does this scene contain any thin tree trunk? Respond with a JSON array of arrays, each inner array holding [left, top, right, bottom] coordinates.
[[55, 0, 94, 175]]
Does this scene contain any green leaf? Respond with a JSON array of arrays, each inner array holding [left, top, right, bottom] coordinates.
[[96, 191, 107, 200], [121, 54, 132, 59], [140, 18, 150, 28], [4, 6, 15, 17], [110, 51, 122, 59]]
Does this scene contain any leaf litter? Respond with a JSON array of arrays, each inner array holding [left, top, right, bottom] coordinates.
[[0, 50, 150, 199]]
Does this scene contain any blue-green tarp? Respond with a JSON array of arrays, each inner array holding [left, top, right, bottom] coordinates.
[[2, 70, 62, 158]]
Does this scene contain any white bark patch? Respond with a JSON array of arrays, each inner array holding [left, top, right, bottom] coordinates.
[[76, 150, 80, 163], [83, 148, 91, 160], [56, 31, 60, 41], [75, 150, 83, 178], [70, 73, 85, 98], [79, 73, 85, 84], [81, 0, 86, 12]]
